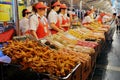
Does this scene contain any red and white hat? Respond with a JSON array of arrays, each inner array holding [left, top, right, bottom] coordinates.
[[52, 1, 61, 7], [100, 12, 105, 17], [35, 2, 49, 9], [60, 4, 67, 9]]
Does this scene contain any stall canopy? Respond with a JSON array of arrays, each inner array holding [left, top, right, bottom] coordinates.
[[24, 0, 120, 14], [59, 0, 116, 13]]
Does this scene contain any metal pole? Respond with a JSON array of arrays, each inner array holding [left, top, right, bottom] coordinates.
[[70, 0, 73, 10], [12, 0, 20, 36], [80, 0, 82, 10], [80, 0, 82, 21]]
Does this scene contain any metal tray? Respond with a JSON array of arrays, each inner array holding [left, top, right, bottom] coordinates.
[[38, 63, 81, 80], [60, 63, 81, 80]]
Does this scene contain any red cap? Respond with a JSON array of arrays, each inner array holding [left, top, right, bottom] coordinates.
[[60, 4, 67, 9], [100, 13, 105, 17], [25, 9, 31, 13], [35, 2, 49, 9], [52, 1, 61, 7]]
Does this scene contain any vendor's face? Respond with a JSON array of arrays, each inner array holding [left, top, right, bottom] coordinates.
[[26, 12, 31, 18], [37, 8, 46, 16], [55, 5, 60, 11], [112, 15, 116, 18], [61, 9, 66, 14]]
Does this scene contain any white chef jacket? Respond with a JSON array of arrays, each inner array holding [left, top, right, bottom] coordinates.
[[19, 17, 29, 34], [82, 16, 93, 24], [102, 15, 111, 23], [59, 13, 69, 25], [48, 9, 58, 27], [29, 13, 49, 31]]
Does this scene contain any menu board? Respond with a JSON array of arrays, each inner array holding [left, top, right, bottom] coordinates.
[[0, 4, 12, 21], [5, 0, 11, 1], [0, 0, 25, 21]]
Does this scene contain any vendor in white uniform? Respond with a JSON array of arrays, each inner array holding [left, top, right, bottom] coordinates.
[[19, 9, 31, 35], [82, 11, 94, 25], [29, 2, 50, 39], [48, 1, 63, 34], [58, 4, 70, 31]]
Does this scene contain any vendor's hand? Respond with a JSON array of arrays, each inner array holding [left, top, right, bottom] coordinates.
[[59, 29, 64, 33], [65, 23, 70, 27], [61, 27, 65, 30], [36, 37, 39, 40], [48, 32, 52, 36], [59, 27, 64, 31]]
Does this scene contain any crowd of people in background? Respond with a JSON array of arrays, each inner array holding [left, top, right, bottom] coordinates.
[[19, 9, 31, 35]]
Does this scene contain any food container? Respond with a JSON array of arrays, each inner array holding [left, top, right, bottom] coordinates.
[[13, 35, 46, 47], [13, 35, 29, 41], [81, 58, 92, 80], [59, 63, 81, 80], [13, 35, 40, 41], [39, 63, 82, 80]]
